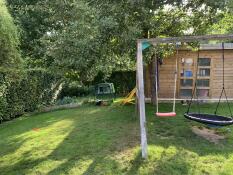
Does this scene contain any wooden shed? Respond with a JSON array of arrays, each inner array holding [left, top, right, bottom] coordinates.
[[144, 43, 233, 101]]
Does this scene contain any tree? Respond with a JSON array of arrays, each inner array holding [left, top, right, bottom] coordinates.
[[6, 0, 228, 83], [0, 0, 21, 69], [7, 0, 55, 67], [0, 0, 21, 121], [210, 0, 233, 35]]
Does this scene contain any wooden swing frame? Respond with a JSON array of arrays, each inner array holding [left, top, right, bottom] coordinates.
[[136, 34, 233, 159]]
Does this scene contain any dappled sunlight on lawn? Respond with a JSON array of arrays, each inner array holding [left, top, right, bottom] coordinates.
[[86, 108, 102, 115], [66, 158, 94, 175], [0, 105, 138, 174], [125, 145, 233, 175], [30, 158, 68, 175], [0, 119, 75, 174], [1, 104, 233, 174]]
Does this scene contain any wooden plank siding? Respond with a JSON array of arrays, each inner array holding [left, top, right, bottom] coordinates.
[[145, 49, 233, 99], [146, 55, 177, 98], [211, 50, 233, 98]]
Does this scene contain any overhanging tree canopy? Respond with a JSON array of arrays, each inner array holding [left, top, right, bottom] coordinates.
[[6, 0, 229, 83]]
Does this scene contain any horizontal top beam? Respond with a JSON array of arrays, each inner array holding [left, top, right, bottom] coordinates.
[[138, 34, 233, 44]]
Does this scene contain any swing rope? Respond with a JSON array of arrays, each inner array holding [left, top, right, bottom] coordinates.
[[172, 48, 178, 112], [184, 42, 233, 126], [186, 48, 201, 114], [156, 56, 159, 113], [155, 44, 178, 116], [214, 43, 233, 118]]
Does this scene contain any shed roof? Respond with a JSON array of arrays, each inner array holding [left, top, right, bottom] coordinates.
[[200, 43, 233, 50]]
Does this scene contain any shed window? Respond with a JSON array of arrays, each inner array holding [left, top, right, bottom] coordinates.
[[197, 79, 210, 87], [196, 89, 209, 98], [198, 68, 210, 77], [179, 57, 211, 98], [198, 58, 211, 66], [180, 79, 193, 87], [180, 89, 192, 97]]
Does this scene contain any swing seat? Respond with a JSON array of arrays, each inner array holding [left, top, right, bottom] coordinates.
[[184, 113, 233, 126], [156, 112, 176, 117]]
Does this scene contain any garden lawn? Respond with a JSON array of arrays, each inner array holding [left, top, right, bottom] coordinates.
[[1, 103, 233, 175]]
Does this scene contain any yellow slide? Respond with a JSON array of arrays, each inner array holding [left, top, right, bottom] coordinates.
[[120, 87, 136, 105]]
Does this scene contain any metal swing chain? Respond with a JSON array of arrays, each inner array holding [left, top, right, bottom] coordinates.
[[214, 43, 233, 118]]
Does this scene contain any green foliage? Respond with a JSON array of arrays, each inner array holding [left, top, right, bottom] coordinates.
[[0, 0, 23, 121], [210, 13, 233, 34], [0, 74, 7, 122], [208, 0, 233, 36], [7, 0, 228, 84], [59, 82, 92, 98], [55, 96, 94, 106], [0, 0, 21, 69], [93, 71, 136, 95], [0, 70, 61, 121], [7, 0, 53, 62], [60, 71, 135, 98], [3, 0, 232, 121], [110, 71, 136, 95], [56, 96, 74, 105]]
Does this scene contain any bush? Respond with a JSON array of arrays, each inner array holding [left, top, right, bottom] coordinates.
[[109, 71, 135, 95], [59, 82, 93, 98], [0, 69, 62, 122], [0, 0, 22, 122], [93, 71, 136, 95], [56, 97, 74, 105], [0, 74, 7, 121], [0, 0, 21, 68], [60, 71, 136, 99]]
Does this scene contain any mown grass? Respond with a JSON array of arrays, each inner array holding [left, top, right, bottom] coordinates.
[[0, 103, 233, 175]]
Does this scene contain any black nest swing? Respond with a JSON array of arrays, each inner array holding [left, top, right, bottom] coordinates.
[[184, 43, 233, 126]]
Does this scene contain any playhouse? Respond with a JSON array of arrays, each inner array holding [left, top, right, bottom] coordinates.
[[144, 43, 233, 100]]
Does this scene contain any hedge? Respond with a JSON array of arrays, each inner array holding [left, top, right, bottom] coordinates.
[[108, 71, 136, 95], [0, 69, 62, 122], [59, 71, 136, 98], [0, 0, 21, 68]]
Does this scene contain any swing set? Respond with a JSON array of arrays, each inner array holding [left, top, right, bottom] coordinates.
[[155, 44, 178, 117], [155, 42, 233, 125], [136, 34, 233, 159], [184, 43, 233, 126]]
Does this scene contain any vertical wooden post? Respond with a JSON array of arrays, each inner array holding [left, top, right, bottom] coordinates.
[[135, 71, 139, 119], [136, 41, 148, 159]]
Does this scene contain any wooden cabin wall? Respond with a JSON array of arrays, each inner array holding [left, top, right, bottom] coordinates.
[[146, 55, 177, 98], [145, 49, 233, 99], [157, 57, 177, 98], [210, 50, 233, 98]]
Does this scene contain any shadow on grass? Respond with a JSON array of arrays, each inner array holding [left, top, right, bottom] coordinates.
[[148, 104, 233, 153], [0, 105, 139, 174], [0, 109, 75, 158], [1, 103, 233, 174], [120, 103, 233, 174]]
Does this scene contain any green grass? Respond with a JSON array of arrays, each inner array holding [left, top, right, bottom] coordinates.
[[1, 103, 233, 175]]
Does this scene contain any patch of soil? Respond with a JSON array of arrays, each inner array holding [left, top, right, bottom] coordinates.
[[192, 126, 225, 144]]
